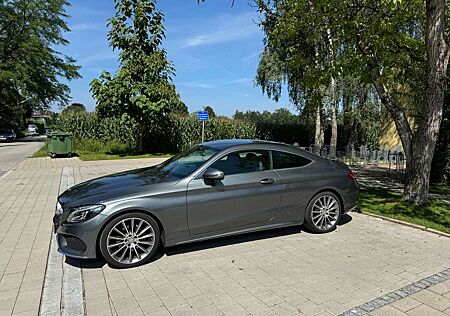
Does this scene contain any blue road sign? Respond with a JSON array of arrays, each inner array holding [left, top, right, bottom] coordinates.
[[198, 111, 209, 121]]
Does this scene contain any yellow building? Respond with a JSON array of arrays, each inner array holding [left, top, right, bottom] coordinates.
[[378, 109, 415, 151]]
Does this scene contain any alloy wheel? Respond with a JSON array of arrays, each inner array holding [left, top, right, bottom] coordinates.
[[106, 217, 155, 264], [311, 195, 340, 231]]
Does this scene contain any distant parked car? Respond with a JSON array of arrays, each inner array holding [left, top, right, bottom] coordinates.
[[0, 129, 16, 142], [27, 124, 39, 136], [45, 127, 53, 135]]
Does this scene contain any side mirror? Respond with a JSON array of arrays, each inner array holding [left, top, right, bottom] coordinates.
[[203, 168, 224, 182]]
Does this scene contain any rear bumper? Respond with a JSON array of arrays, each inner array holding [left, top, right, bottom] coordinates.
[[344, 205, 357, 214], [342, 180, 359, 213], [0, 137, 15, 141]]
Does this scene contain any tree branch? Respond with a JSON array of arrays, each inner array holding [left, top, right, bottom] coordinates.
[[369, 65, 413, 157]]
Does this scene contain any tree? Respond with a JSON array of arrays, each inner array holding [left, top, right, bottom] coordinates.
[[61, 103, 87, 116], [204, 105, 216, 118], [90, 0, 186, 151], [256, 0, 449, 204], [255, 2, 337, 154], [0, 0, 80, 128]]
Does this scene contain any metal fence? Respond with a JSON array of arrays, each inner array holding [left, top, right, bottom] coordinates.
[[294, 143, 406, 174]]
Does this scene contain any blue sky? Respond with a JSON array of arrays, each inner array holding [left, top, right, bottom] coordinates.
[[57, 0, 291, 117]]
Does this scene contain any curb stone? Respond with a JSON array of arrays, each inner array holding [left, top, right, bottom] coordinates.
[[339, 267, 450, 316], [39, 167, 85, 316]]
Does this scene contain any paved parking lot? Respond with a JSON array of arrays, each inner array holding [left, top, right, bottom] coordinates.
[[0, 157, 449, 315]]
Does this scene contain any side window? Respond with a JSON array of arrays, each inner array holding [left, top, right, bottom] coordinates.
[[272, 151, 311, 169], [210, 150, 270, 176]]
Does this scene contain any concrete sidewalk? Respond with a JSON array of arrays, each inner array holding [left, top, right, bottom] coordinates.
[[0, 157, 162, 316], [0, 157, 449, 316]]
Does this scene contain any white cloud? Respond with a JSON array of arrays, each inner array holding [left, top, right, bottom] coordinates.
[[179, 82, 214, 89], [178, 77, 252, 89], [70, 22, 101, 32], [224, 77, 253, 85], [180, 12, 260, 48], [79, 51, 117, 65], [243, 51, 260, 63]]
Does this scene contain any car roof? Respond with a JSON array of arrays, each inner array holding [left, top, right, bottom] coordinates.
[[202, 139, 300, 150], [201, 139, 327, 163]]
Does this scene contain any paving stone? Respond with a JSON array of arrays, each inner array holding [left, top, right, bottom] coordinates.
[[368, 305, 408, 316], [410, 289, 450, 311], [390, 297, 422, 312], [406, 304, 447, 316], [2, 157, 450, 315], [195, 304, 224, 316]]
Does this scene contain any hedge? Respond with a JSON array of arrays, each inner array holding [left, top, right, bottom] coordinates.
[[54, 112, 314, 153]]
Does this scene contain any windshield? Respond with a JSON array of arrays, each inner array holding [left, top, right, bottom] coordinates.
[[156, 145, 220, 179]]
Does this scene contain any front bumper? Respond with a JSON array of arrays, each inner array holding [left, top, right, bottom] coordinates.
[[53, 213, 107, 259]]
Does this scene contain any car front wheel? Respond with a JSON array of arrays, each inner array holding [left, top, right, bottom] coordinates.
[[304, 192, 341, 233], [99, 212, 160, 268]]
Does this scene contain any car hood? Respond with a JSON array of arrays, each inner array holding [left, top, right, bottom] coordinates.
[[58, 166, 181, 208]]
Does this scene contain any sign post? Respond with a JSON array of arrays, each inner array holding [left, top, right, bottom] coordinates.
[[197, 111, 209, 143]]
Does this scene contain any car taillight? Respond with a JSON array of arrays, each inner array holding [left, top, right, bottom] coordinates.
[[346, 171, 357, 181]]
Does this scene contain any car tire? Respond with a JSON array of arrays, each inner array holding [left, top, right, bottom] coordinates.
[[304, 191, 341, 233], [99, 212, 160, 268]]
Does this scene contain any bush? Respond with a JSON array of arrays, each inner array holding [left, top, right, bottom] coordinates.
[[139, 115, 257, 153], [255, 121, 314, 146], [54, 112, 315, 154], [54, 113, 139, 150], [73, 138, 132, 155]]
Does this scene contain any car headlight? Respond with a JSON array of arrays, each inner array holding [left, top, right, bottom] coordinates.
[[55, 202, 63, 216], [66, 205, 105, 223]]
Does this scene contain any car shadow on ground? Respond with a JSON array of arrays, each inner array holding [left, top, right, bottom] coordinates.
[[70, 214, 353, 269]]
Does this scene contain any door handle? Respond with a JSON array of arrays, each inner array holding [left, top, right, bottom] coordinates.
[[260, 178, 275, 184]]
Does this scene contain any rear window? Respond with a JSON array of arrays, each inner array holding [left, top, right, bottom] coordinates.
[[272, 151, 311, 169]]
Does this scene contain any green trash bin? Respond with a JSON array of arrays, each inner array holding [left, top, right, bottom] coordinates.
[[48, 132, 73, 158]]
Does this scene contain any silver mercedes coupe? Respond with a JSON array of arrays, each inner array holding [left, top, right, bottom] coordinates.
[[53, 140, 359, 268]]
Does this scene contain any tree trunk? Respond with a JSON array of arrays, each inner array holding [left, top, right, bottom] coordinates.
[[403, 0, 448, 204], [370, 0, 448, 205], [326, 29, 338, 158], [138, 124, 144, 153], [314, 105, 322, 154], [329, 77, 338, 158], [348, 84, 367, 147]]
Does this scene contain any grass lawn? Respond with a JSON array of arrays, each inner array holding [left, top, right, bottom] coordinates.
[[359, 187, 450, 234], [32, 142, 172, 161], [429, 185, 450, 196]]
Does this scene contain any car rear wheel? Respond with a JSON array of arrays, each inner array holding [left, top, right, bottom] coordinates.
[[99, 212, 160, 268], [304, 192, 341, 233]]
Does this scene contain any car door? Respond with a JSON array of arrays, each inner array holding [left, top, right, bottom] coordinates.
[[271, 150, 317, 222], [187, 149, 282, 236]]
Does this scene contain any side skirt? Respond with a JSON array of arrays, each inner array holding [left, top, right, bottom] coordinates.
[[164, 221, 302, 247]]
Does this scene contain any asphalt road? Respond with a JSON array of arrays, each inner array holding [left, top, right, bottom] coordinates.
[[0, 136, 45, 177]]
